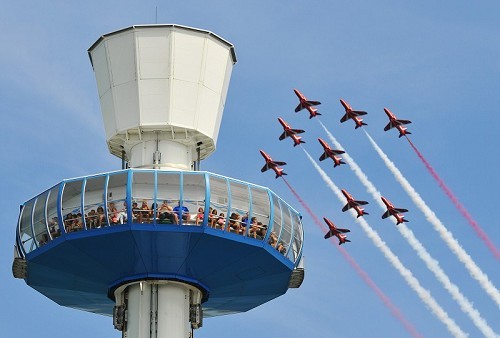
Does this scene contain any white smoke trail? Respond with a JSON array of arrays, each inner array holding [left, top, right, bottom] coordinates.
[[302, 147, 468, 338], [317, 121, 497, 337], [363, 130, 500, 309]]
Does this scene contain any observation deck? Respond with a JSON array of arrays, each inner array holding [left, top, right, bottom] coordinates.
[[14, 169, 304, 317]]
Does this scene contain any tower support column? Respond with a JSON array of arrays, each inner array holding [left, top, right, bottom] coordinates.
[[114, 280, 203, 338], [129, 139, 193, 170]]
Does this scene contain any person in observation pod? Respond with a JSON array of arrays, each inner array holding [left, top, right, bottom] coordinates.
[[216, 212, 226, 229], [108, 202, 119, 224], [86, 209, 98, 229], [195, 207, 204, 225], [241, 212, 249, 226], [96, 206, 106, 227], [209, 208, 218, 227], [48, 217, 60, 237], [268, 231, 278, 247], [158, 200, 179, 224], [131, 202, 140, 223], [139, 201, 152, 223], [248, 217, 260, 238], [118, 202, 127, 224], [228, 213, 241, 233], [173, 202, 190, 224]]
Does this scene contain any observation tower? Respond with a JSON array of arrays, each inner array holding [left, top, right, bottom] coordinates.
[[12, 24, 304, 338]]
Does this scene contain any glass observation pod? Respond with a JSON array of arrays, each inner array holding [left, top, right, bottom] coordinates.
[[16, 169, 304, 265]]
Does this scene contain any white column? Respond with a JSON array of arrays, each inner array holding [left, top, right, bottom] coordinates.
[[156, 283, 190, 336], [126, 282, 153, 338], [129, 140, 193, 170], [114, 280, 203, 338]]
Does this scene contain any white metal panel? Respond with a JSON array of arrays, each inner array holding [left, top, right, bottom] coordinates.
[[91, 44, 111, 98], [213, 56, 235, 142], [137, 30, 171, 79], [100, 91, 117, 140], [196, 87, 220, 140], [212, 103, 224, 148], [158, 141, 191, 167], [221, 50, 234, 107], [139, 79, 170, 125], [129, 143, 146, 168], [107, 32, 137, 86], [172, 31, 205, 83], [171, 79, 198, 128], [114, 81, 140, 132], [204, 39, 230, 93]]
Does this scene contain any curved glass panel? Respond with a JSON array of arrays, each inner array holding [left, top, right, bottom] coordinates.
[[208, 175, 228, 230], [107, 173, 128, 225], [33, 192, 49, 247], [182, 173, 205, 225], [269, 194, 282, 249], [228, 181, 249, 234], [62, 180, 84, 233], [157, 172, 180, 224], [46, 185, 61, 239], [83, 176, 106, 229], [248, 186, 270, 239], [279, 206, 292, 256], [132, 171, 155, 224], [290, 212, 303, 262], [19, 201, 35, 253]]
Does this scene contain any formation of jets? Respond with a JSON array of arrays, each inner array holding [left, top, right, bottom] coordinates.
[[259, 89, 413, 245]]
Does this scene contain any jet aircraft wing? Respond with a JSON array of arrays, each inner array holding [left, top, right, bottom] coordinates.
[[352, 110, 367, 116], [340, 113, 350, 123]]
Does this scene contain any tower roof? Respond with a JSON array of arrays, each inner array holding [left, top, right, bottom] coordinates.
[[88, 24, 237, 66]]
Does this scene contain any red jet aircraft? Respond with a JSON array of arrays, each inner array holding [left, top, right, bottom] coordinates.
[[318, 138, 345, 167], [381, 196, 409, 225], [323, 217, 351, 245], [383, 108, 412, 138], [260, 150, 287, 179], [278, 117, 305, 147], [294, 89, 322, 119], [341, 189, 369, 218], [339, 99, 367, 129]]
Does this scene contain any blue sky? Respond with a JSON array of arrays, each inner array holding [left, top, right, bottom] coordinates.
[[1, 1, 499, 337]]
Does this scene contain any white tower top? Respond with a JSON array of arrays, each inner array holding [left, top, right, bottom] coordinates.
[[88, 24, 237, 170]]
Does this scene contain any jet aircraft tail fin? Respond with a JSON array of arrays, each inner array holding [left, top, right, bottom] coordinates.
[[276, 172, 287, 179], [293, 139, 306, 147], [339, 238, 351, 245], [309, 111, 322, 119]]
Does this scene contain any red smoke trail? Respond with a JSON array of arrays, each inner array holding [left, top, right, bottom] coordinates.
[[282, 177, 423, 338], [406, 136, 500, 259]]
